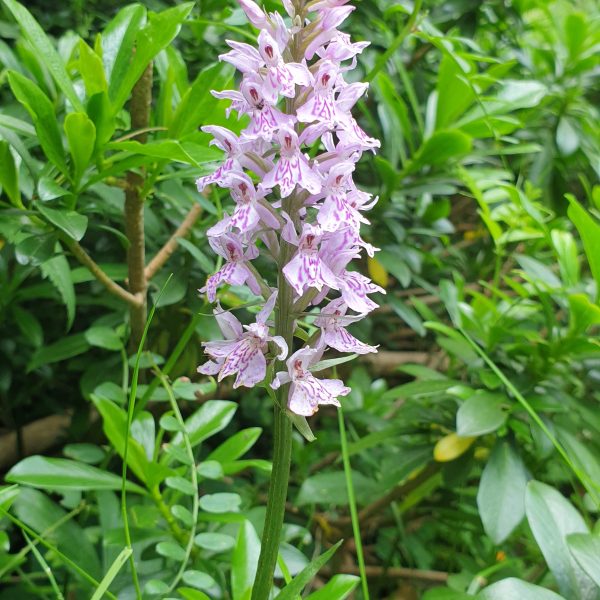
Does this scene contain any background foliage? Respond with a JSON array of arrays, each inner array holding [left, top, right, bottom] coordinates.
[[0, 0, 599, 598]]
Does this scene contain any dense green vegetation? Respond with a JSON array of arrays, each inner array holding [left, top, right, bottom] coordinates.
[[0, 0, 599, 598]]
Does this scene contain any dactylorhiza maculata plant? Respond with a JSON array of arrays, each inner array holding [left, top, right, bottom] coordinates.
[[195, 0, 381, 594]]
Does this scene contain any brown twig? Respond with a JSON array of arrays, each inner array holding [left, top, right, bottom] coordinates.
[[335, 462, 441, 528], [145, 203, 203, 281], [322, 565, 448, 583], [62, 237, 142, 307], [125, 62, 153, 348]]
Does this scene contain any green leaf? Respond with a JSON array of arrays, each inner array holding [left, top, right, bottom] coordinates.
[[412, 130, 472, 170], [478, 578, 566, 600], [84, 326, 123, 351], [169, 62, 234, 137], [110, 4, 194, 113], [231, 520, 260, 600], [103, 4, 147, 103], [274, 540, 342, 600], [568, 294, 600, 335], [296, 471, 375, 506], [551, 230, 580, 287], [6, 455, 145, 493], [78, 39, 107, 97], [176, 237, 215, 273], [567, 196, 600, 296], [165, 476, 196, 496], [194, 532, 235, 553], [108, 139, 221, 165], [305, 574, 360, 600], [207, 427, 262, 463], [91, 396, 155, 486], [156, 541, 186, 561], [12, 305, 44, 347], [2, 0, 84, 112], [199, 493, 241, 513], [456, 392, 507, 436], [28, 333, 89, 371], [182, 570, 216, 590], [90, 546, 132, 600], [0, 140, 21, 207], [63, 444, 105, 464], [310, 354, 357, 373], [172, 400, 237, 449], [7, 71, 68, 175], [525, 481, 595, 600], [37, 204, 88, 241], [38, 177, 70, 201], [13, 488, 101, 579], [556, 117, 579, 156], [40, 253, 76, 329], [64, 112, 96, 185], [196, 460, 223, 480], [567, 533, 600, 588], [178, 588, 210, 600], [477, 442, 528, 544], [172, 504, 194, 527]]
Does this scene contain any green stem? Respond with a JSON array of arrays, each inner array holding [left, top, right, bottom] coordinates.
[[252, 238, 295, 599], [338, 408, 370, 600]]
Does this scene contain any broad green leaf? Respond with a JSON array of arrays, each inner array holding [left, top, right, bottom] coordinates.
[[172, 505, 194, 527], [423, 589, 472, 600], [28, 333, 89, 371], [3, 0, 84, 112], [172, 400, 237, 449], [567, 533, 600, 588], [41, 253, 76, 329], [7, 71, 68, 174], [12, 305, 43, 347], [38, 177, 70, 201], [305, 574, 360, 600], [478, 577, 566, 600], [567, 196, 600, 296], [296, 471, 375, 506], [91, 396, 155, 486], [194, 532, 235, 553], [568, 294, 600, 335], [78, 39, 107, 96], [207, 428, 262, 463], [64, 112, 96, 185], [169, 62, 234, 137], [525, 481, 596, 600], [274, 541, 342, 600], [551, 230, 580, 287], [178, 588, 210, 600], [13, 488, 101, 579], [196, 460, 223, 480], [109, 139, 221, 165], [231, 520, 260, 600], [456, 392, 507, 437], [84, 326, 123, 351], [37, 204, 88, 241], [165, 476, 196, 496], [156, 541, 186, 561], [477, 442, 528, 544], [199, 493, 241, 513], [110, 4, 194, 113], [0, 140, 20, 207], [63, 443, 105, 465], [6, 455, 145, 493], [182, 570, 216, 590], [412, 130, 472, 170], [103, 4, 147, 101]]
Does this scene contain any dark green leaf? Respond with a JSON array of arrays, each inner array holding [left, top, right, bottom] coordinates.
[[477, 442, 528, 544], [28, 333, 89, 371], [0, 140, 20, 206], [231, 520, 260, 600], [37, 204, 88, 241], [84, 326, 123, 351], [3, 0, 84, 112], [40, 253, 76, 329], [456, 392, 507, 437], [6, 455, 145, 493], [207, 427, 262, 463], [7, 71, 68, 174], [64, 112, 96, 185], [172, 400, 237, 448]]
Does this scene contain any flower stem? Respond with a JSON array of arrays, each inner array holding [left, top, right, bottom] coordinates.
[[252, 238, 295, 599]]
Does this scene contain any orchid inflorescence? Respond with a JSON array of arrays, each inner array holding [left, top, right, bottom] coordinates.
[[196, 0, 383, 418]]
